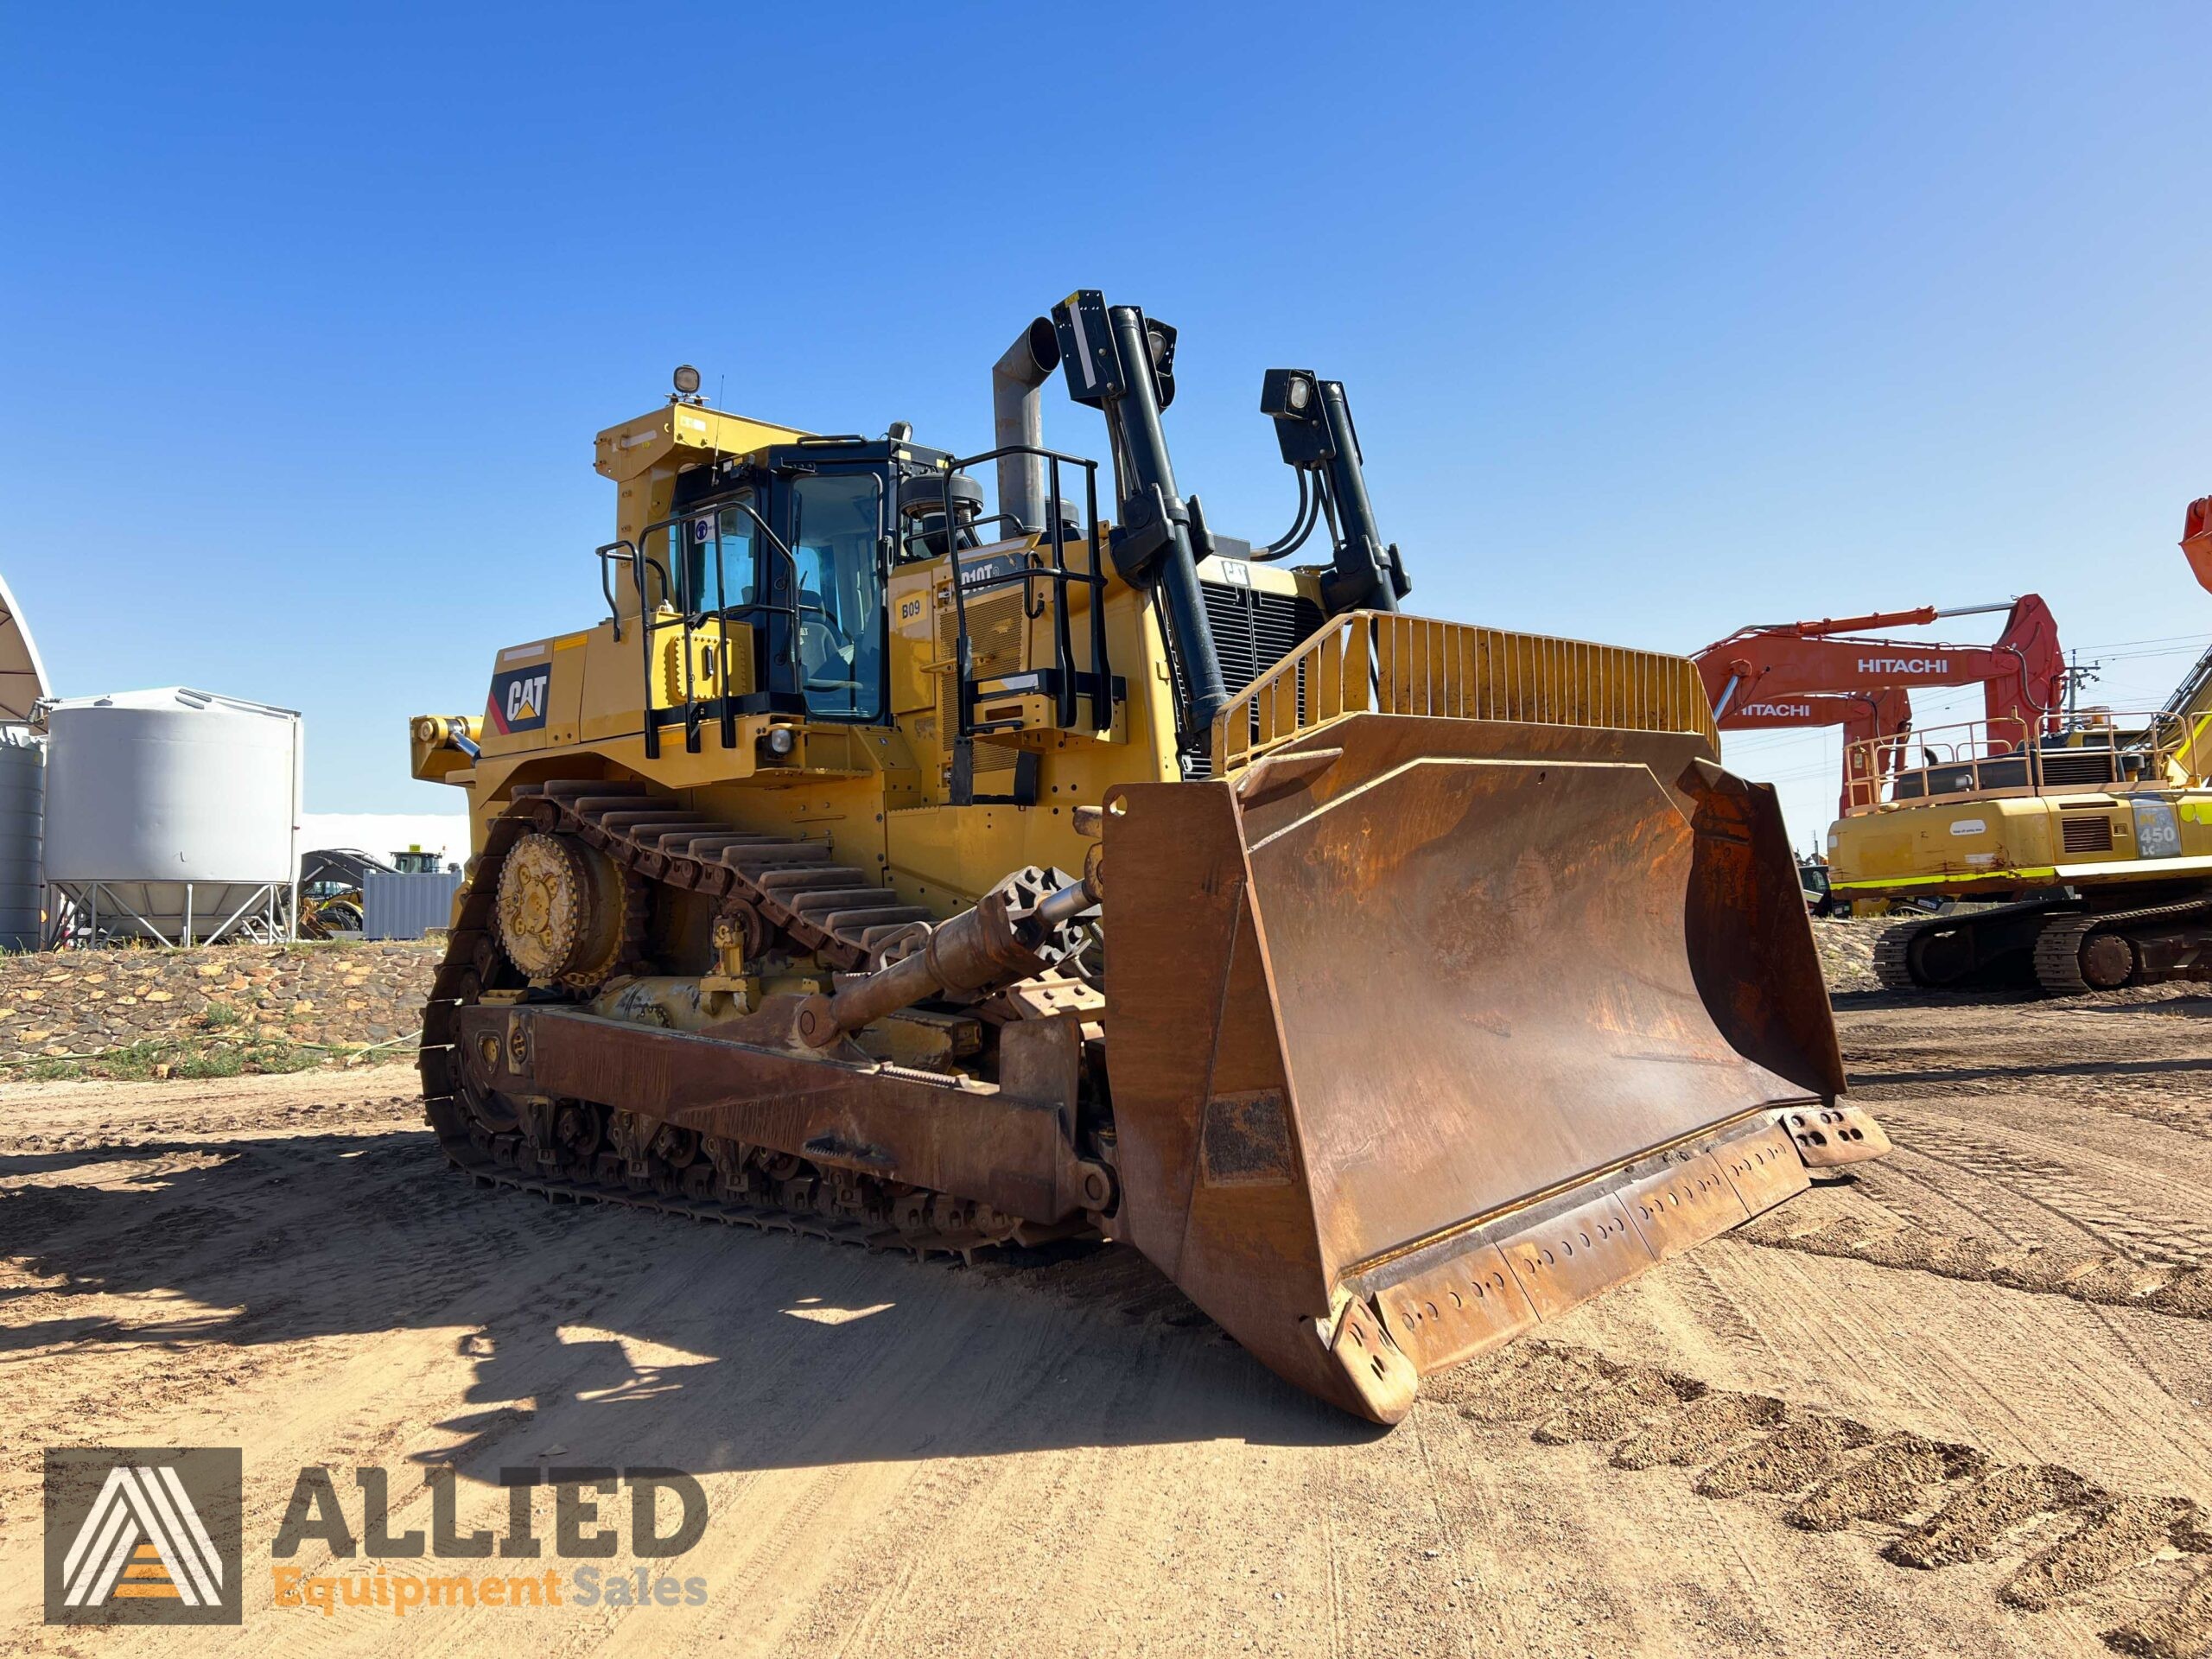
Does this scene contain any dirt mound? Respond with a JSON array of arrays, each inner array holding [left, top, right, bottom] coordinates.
[[1886, 1464, 2100, 1569], [0, 940, 436, 1078], [1811, 916, 1892, 992], [1790, 1435, 1985, 1531], [2004, 1497, 2196, 1612]]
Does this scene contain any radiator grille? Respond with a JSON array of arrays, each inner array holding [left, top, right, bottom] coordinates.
[[2060, 812, 2114, 854], [1186, 578, 1325, 777], [1203, 580, 1325, 696], [2041, 749, 2122, 787]]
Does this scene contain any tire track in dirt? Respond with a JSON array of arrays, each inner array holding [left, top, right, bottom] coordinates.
[[1740, 1051, 2212, 1508], [1737, 1209, 2212, 1320], [1852, 1074, 2212, 1143], [1886, 1131, 2212, 1268], [1435, 1340, 2212, 1654]]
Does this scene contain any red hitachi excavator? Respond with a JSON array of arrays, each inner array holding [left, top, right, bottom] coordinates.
[[1693, 597, 2068, 816]]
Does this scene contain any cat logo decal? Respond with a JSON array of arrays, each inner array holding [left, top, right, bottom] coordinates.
[[486, 664, 551, 734]]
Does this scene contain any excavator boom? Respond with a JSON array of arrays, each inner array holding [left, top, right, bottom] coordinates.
[[1698, 594, 2064, 720]]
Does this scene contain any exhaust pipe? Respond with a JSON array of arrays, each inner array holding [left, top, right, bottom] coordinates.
[[992, 318, 1062, 534]]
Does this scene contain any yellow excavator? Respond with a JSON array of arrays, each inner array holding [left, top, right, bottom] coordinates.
[[1831, 496, 2212, 992], [410, 292, 1884, 1422]]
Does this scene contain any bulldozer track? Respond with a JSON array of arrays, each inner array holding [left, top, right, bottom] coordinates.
[[2033, 896, 2212, 994], [1738, 1210, 2212, 1318], [417, 778, 1027, 1260]]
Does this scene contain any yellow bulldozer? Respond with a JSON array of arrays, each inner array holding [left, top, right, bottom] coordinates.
[[410, 292, 1885, 1422]]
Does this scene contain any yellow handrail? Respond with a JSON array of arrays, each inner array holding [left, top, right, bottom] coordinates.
[[1211, 611, 1720, 774], [1840, 709, 2199, 815]]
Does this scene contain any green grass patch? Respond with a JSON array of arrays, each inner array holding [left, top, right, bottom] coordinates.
[[172, 1047, 245, 1079], [3, 1032, 370, 1083], [21, 1040, 166, 1082], [239, 1039, 323, 1075]]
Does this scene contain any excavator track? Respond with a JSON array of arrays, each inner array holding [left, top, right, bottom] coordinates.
[[417, 778, 1039, 1259], [2033, 895, 2212, 994], [1871, 898, 2065, 992], [1870, 923, 1924, 993]]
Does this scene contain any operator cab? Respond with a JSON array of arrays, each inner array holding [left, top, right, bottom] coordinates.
[[661, 435, 963, 726]]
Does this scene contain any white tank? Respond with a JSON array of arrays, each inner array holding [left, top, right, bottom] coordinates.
[[0, 729, 43, 950], [43, 688, 302, 943]]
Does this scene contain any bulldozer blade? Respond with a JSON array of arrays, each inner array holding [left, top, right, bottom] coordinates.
[[1103, 712, 1880, 1423]]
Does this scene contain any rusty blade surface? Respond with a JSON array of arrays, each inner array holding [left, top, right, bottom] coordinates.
[[1363, 1114, 1806, 1376], [1105, 713, 1862, 1422], [1244, 741, 1810, 1273]]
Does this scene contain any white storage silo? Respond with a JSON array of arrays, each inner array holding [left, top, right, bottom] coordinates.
[[42, 687, 302, 945], [0, 731, 44, 950], [0, 569, 54, 950]]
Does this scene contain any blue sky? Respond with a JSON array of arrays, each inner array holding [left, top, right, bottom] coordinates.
[[6, 3, 2209, 846]]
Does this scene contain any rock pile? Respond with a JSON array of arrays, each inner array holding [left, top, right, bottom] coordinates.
[[0, 941, 439, 1072]]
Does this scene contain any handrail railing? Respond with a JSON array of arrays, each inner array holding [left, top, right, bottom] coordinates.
[[935, 446, 1111, 768], [1841, 709, 2203, 813], [1212, 611, 1721, 775]]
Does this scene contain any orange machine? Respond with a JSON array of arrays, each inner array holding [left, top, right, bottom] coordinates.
[[1694, 598, 2068, 814]]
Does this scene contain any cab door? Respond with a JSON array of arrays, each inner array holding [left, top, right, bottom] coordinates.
[[649, 497, 760, 745]]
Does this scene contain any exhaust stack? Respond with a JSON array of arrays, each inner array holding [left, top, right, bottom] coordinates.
[[992, 318, 1062, 534]]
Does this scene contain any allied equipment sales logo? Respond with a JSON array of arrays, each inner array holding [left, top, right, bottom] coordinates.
[[47, 1451, 709, 1624], [46, 1452, 709, 1624], [44, 1448, 244, 1625]]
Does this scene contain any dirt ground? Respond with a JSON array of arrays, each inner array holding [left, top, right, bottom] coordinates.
[[7, 989, 2212, 1656]]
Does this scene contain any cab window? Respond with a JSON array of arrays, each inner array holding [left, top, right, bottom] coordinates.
[[678, 495, 757, 615], [789, 474, 884, 721]]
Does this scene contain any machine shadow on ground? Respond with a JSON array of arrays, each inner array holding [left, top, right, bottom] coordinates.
[[2, 1125, 1381, 1479]]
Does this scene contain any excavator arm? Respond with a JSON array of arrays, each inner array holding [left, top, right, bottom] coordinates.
[[1716, 688, 1913, 816], [1694, 596, 2067, 812], [1696, 595, 2065, 740]]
